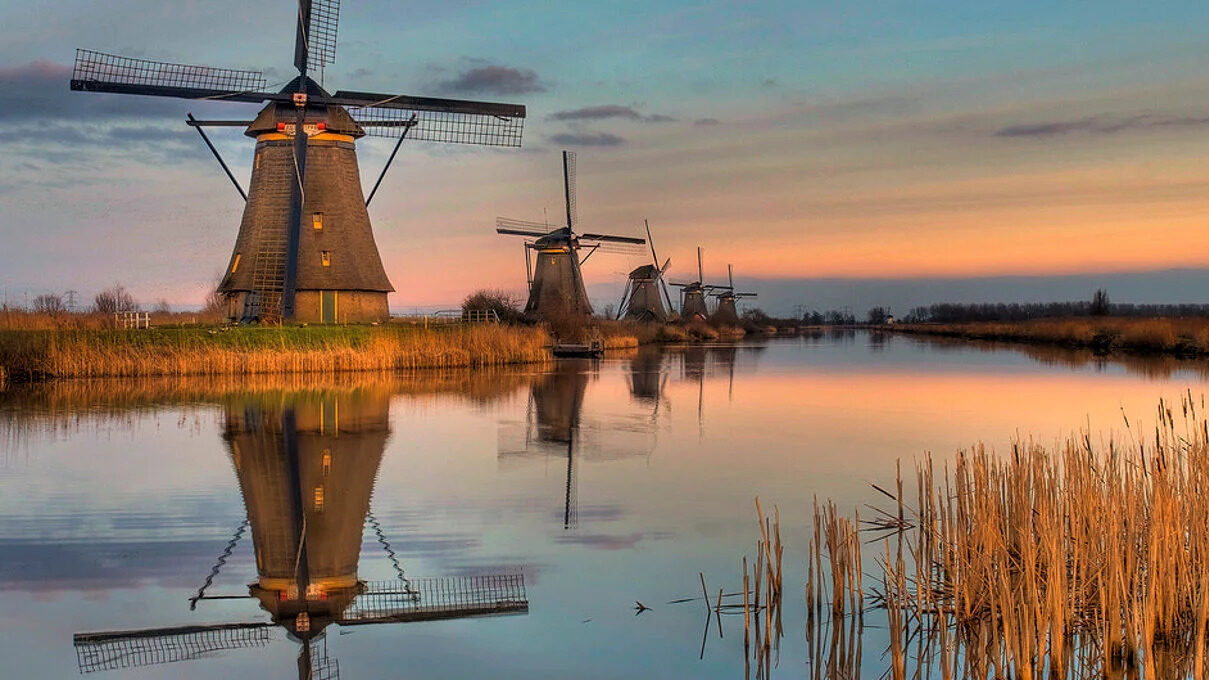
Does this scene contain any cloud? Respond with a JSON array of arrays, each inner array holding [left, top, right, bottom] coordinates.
[[996, 113, 1209, 138], [694, 117, 721, 126], [547, 104, 675, 123], [547, 132, 625, 147], [436, 64, 545, 95]]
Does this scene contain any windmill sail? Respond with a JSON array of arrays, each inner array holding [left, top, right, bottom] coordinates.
[[70, 50, 268, 101], [344, 92, 526, 147], [74, 623, 274, 673]]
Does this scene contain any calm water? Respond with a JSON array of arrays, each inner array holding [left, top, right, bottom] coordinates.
[[2, 333, 1207, 679]]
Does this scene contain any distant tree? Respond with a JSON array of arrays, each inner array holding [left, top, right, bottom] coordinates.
[[867, 306, 890, 325], [1090, 289, 1110, 316], [598, 304, 616, 320], [462, 288, 524, 324], [94, 284, 137, 314], [741, 307, 773, 326], [153, 298, 173, 314], [33, 293, 66, 316]]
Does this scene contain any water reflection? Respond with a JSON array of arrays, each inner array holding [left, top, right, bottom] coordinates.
[[73, 386, 528, 678]]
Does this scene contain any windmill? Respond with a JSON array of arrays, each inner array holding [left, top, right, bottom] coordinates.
[[710, 264, 757, 325], [496, 151, 645, 321], [70, 0, 527, 324], [669, 247, 727, 322], [617, 220, 674, 322], [73, 395, 528, 678]]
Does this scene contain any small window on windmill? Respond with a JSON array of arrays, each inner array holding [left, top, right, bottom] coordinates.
[[321, 251, 331, 267], [231, 253, 241, 273], [313, 485, 325, 512], [312, 212, 324, 231]]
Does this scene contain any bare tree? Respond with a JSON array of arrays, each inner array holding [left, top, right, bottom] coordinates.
[[153, 298, 172, 314], [32, 293, 66, 316], [461, 289, 524, 324], [94, 284, 137, 314]]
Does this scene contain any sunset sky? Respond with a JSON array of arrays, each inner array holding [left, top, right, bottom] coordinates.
[[4, 0, 1209, 314]]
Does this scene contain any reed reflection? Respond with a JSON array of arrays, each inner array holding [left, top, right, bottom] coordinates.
[[73, 385, 528, 679]]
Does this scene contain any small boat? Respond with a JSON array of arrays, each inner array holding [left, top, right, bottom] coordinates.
[[552, 339, 604, 358]]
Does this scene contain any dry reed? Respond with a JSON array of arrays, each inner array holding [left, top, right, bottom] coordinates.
[[0, 324, 549, 381], [802, 394, 1209, 678]]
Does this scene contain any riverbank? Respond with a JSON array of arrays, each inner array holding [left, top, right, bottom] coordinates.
[[0, 324, 551, 381], [889, 317, 1209, 357]]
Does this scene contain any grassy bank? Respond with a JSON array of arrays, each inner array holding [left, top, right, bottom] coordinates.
[[891, 317, 1209, 357], [0, 324, 549, 381]]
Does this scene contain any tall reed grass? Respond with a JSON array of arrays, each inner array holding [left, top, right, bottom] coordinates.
[[0, 324, 549, 381], [803, 394, 1209, 678]]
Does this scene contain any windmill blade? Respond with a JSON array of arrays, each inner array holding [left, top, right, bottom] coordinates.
[[498, 227, 555, 238], [301, 0, 340, 72], [735, 292, 758, 298], [579, 233, 646, 245], [644, 220, 661, 270], [562, 151, 577, 231], [70, 49, 269, 103], [338, 576, 528, 626], [495, 220, 560, 238], [74, 622, 273, 673], [341, 91, 525, 147], [660, 257, 672, 275], [728, 264, 734, 289], [668, 281, 694, 287]]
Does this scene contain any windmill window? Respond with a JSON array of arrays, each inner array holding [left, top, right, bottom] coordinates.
[[312, 212, 324, 231], [321, 450, 331, 476], [321, 251, 331, 267], [313, 485, 325, 512], [230, 253, 241, 273]]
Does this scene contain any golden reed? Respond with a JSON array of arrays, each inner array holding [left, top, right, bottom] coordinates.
[[805, 393, 1209, 679], [0, 324, 551, 380]]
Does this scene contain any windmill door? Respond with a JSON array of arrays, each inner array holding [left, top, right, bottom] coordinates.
[[321, 291, 337, 324]]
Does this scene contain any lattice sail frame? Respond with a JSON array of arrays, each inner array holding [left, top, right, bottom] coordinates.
[[72, 49, 267, 93], [74, 624, 273, 674], [340, 575, 528, 623], [307, 0, 341, 71], [350, 105, 525, 147]]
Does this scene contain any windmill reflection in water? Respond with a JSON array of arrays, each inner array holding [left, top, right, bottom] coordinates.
[[73, 390, 528, 678], [498, 358, 663, 530]]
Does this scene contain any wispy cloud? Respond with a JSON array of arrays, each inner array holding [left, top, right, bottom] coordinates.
[[436, 64, 546, 96], [996, 113, 1209, 138], [546, 131, 625, 147], [694, 117, 721, 126], [547, 104, 674, 123]]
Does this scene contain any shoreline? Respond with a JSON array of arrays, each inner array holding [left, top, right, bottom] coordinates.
[[885, 317, 1209, 359]]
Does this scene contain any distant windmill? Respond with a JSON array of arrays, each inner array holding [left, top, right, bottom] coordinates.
[[710, 265, 757, 324], [496, 151, 645, 321], [669, 247, 727, 322], [617, 220, 674, 322], [70, 0, 527, 324]]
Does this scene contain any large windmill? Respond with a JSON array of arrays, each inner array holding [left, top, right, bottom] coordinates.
[[70, 0, 527, 324], [617, 220, 674, 322], [496, 151, 645, 321], [710, 264, 757, 325], [669, 247, 728, 322]]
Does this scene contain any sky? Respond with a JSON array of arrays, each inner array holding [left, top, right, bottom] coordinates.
[[3, 0, 1209, 315]]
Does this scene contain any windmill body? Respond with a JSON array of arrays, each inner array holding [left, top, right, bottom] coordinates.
[[670, 246, 724, 322], [497, 152, 645, 323], [621, 264, 670, 322], [525, 228, 595, 320], [710, 264, 757, 325], [619, 220, 673, 322], [70, 0, 526, 324], [219, 93, 393, 323]]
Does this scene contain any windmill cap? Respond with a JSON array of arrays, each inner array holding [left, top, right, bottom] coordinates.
[[245, 100, 365, 138]]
